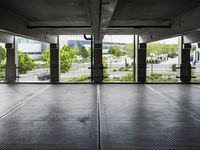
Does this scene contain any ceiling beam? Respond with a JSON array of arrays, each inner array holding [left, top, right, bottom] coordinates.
[[84, 0, 101, 43], [28, 20, 90, 27], [0, 8, 57, 43], [139, 6, 200, 43], [0, 30, 14, 43], [183, 30, 200, 43], [109, 20, 170, 26], [99, 0, 118, 41]]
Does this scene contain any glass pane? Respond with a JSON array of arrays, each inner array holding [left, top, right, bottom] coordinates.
[[59, 35, 91, 82], [146, 37, 178, 83], [16, 37, 50, 82], [191, 43, 200, 82], [103, 35, 134, 82], [0, 43, 6, 82]]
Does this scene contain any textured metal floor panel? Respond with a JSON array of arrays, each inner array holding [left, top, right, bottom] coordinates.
[[1, 84, 200, 150], [149, 84, 200, 118], [0, 84, 97, 150], [0, 84, 48, 116], [100, 84, 200, 150]]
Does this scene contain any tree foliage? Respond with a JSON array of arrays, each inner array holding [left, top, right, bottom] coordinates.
[[73, 44, 79, 56], [1, 51, 35, 74], [60, 45, 75, 73], [78, 46, 89, 58], [18, 51, 35, 74], [124, 43, 179, 58], [0, 46, 6, 61], [42, 48, 50, 67], [124, 43, 133, 58], [103, 56, 109, 78], [42, 44, 75, 73], [147, 43, 178, 58], [191, 45, 197, 52], [108, 45, 122, 57]]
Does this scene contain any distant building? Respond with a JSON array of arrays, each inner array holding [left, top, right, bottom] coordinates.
[[16, 37, 48, 60], [14, 36, 128, 60]]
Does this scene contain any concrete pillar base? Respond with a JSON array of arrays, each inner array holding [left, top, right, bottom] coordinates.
[[6, 43, 16, 83], [180, 43, 191, 83], [136, 43, 147, 83], [50, 43, 59, 83], [93, 43, 103, 84]]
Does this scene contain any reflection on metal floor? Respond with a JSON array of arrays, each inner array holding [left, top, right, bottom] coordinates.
[[0, 84, 97, 150], [0, 84, 200, 150]]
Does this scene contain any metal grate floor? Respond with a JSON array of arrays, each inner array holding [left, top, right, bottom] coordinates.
[[0, 84, 200, 150]]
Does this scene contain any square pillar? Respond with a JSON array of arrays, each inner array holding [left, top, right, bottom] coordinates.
[[136, 40, 147, 83], [6, 43, 16, 83], [93, 43, 103, 83], [180, 43, 191, 83], [50, 43, 59, 83]]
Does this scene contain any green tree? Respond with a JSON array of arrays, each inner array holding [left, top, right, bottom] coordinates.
[[0, 46, 6, 62], [42, 48, 50, 67], [191, 45, 197, 52], [42, 44, 75, 73], [79, 46, 89, 58], [124, 43, 133, 57], [147, 43, 178, 58], [87, 47, 91, 57], [60, 45, 75, 73], [73, 44, 79, 57], [108, 45, 122, 57], [18, 51, 35, 74], [103, 56, 109, 78]]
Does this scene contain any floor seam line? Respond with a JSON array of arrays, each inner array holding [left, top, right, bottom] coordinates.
[[145, 84, 200, 122], [192, 84, 200, 89], [97, 84, 102, 150], [0, 85, 51, 120]]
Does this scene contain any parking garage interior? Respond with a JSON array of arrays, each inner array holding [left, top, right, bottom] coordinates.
[[1, 0, 200, 149]]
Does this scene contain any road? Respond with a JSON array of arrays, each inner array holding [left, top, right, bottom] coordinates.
[[18, 57, 200, 81]]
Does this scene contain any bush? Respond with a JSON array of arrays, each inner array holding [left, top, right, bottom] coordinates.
[[0, 46, 6, 62], [68, 75, 90, 82], [0, 69, 5, 80], [147, 73, 177, 82], [120, 73, 134, 81], [103, 56, 109, 78]]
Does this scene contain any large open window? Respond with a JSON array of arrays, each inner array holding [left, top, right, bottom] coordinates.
[[16, 37, 49, 82], [191, 43, 200, 82], [0, 43, 6, 82], [146, 37, 179, 83], [103, 35, 135, 82], [59, 35, 91, 82]]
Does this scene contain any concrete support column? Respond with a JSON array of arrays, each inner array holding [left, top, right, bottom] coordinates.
[[136, 37, 147, 83], [50, 43, 59, 83], [180, 43, 191, 83], [6, 43, 16, 83], [93, 43, 103, 83]]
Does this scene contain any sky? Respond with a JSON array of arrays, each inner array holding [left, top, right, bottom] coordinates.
[[60, 35, 179, 44], [104, 35, 179, 44]]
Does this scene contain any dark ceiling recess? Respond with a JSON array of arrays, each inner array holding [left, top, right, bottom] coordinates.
[[108, 25, 171, 29], [27, 26, 91, 29], [27, 25, 170, 29]]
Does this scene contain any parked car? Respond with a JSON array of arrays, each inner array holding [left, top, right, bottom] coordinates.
[[38, 71, 50, 81]]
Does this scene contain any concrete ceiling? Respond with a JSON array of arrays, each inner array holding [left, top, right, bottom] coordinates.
[[111, 0, 200, 21], [0, 0, 200, 43], [0, 0, 90, 26]]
